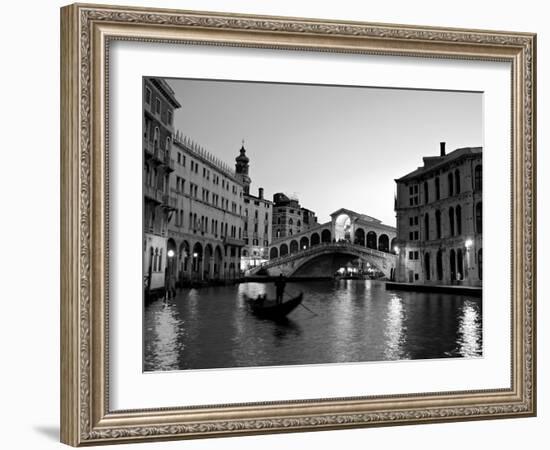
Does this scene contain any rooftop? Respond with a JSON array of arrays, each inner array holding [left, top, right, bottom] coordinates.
[[395, 146, 482, 183], [173, 130, 240, 182]]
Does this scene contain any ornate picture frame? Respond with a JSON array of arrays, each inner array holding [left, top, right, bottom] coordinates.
[[60, 3, 536, 446]]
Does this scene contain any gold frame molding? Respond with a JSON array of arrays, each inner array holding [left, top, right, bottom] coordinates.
[[60, 3, 536, 446]]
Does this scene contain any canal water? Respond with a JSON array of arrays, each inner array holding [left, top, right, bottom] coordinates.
[[144, 280, 482, 372]]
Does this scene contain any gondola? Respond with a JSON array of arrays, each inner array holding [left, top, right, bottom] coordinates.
[[244, 293, 303, 320]]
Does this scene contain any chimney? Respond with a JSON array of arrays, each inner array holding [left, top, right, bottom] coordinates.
[[258, 187, 264, 199], [440, 142, 446, 157]]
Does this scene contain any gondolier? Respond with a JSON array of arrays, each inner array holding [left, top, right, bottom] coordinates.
[[275, 274, 286, 304]]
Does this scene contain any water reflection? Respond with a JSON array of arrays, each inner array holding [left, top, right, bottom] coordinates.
[[144, 280, 482, 371], [143, 301, 183, 371], [456, 299, 483, 357], [383, 295, 409, 361]]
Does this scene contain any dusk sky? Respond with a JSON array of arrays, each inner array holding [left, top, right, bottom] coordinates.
[[165, 78, 483, 226]]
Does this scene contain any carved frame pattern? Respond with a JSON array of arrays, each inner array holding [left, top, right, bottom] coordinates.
[[60, 3, 536, 446]]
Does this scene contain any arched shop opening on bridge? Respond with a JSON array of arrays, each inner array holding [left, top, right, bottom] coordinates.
[[334, 213, 351, 242], [334, 258, 386, 279]]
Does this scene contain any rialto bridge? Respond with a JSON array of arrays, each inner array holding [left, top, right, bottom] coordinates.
[[248, 208, 398, 279]]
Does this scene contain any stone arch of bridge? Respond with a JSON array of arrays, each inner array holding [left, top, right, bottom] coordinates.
[[288, 248, 392, 278]]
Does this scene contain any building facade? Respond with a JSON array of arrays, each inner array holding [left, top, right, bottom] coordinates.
[[394, 142, 482, 286], [166, 133, 246, 286], [271, 193, 318, 240], [143, 78, 181, 298], [234, 144, 273, 271]]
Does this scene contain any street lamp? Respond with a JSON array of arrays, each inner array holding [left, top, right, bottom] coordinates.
[[167, 249, 175, 258], [465, 239, 473, 249], [393, 246, 399, 254]]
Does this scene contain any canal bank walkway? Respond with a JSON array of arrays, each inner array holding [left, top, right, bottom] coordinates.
[[385, 282, 482, 297]]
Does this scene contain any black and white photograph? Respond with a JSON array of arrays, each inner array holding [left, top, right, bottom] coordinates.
[[143, 77, 483, 372]]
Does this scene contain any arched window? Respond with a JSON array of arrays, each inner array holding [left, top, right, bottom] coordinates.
[[321, 229, 331, 243], [450, 249, 456, 281], [165, 136, 171, 151], [475, 202, 483, 233], [474, 165, 482, 191], [280, 244, 288, 256], [457, 249, 464, 280], [448, 172, 454, 197], [366, 231, 377, 249], [478, 248, 483, 280], [423, 181, 429, 204], [311, 233, 320, 246], [153, 127, 159, 148], [145, 163, 151, 186], [436, 249, 443, 281], [435, 177, 440, 200], [455, 169, 461, 194], [435, 210, 442, 239], [424, 213, 430, 240], [148, 246, 154, 272], [378, 234, 389, 252], [425, 252, 431, 281], [297, 220, 301, 228], [269, 247, 278, 259], [456, 205, 462, 235], [289, 218, 293, 226], [449, 207, 455, 236]]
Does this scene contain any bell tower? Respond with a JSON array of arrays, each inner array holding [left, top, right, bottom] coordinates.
[[235, 140, 251, 194]]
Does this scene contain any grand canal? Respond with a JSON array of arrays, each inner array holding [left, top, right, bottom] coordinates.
[[143, 280, 482, 372]]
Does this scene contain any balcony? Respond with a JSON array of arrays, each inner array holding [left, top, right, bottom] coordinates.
[[223, 236, 246, 247], [162, 151, 175, 171], [143, 139, 164, 165], [144, 185, 163, 204], [162, 193, 177, 210]]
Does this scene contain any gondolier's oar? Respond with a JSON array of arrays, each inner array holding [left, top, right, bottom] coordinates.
[[299, 302, 318, 316], [284, 290, 318, 316]]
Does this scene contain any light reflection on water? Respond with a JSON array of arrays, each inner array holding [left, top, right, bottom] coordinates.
[[143, 280, 482, 371]]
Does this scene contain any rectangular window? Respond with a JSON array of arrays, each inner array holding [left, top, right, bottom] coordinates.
[[155, 98, 160, 114], [167, 110, 172, 125], [145, 87, 151, 104]]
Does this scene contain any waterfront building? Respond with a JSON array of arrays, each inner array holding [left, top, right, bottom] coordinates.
[[394, 142, 482, 286], [271, 193, 318, 240], [143, 77, 181, 298], [234, 144, 273, 271], [166, 133, 246, 285]]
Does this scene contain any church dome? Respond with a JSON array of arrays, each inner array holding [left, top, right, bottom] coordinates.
[[236, 145, 249, 164]]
